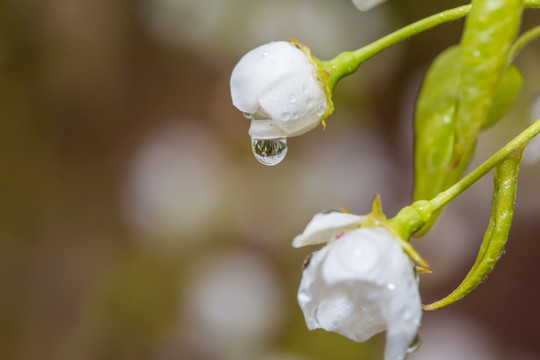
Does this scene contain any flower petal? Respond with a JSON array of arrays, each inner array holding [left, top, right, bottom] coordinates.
[[292, 212, 365, 248], [248, 119, 288, 139], [230, 41, 313, 114], [297, 227, 422, 360], [351, 0, 386, 11], [257, 71, 326, 136]]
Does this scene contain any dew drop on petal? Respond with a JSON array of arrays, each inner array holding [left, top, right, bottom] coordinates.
[[403, 310, 413, 321], [289, 94, 297, 103], [281, 111, 291, 121], [407, 333, 421, 354], [251, 137, 288, 166], [386, 283, 396, 291], [316, 106, 326, 117]]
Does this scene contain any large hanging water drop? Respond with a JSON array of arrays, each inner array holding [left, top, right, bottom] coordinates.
[[251, 137, 287, 166]]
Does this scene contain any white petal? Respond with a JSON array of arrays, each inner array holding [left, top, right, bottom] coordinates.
[[351, 0, 386, 11], [257, 71, 326, 136], [248, 119, 288, 139], [320, 228, 387, 284], [230, 41, 313, 113], [292, 212, 365, 248], [297, 227, 422, 360]]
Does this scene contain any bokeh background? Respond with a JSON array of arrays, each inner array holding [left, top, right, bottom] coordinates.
[[1, 0, 540, 359]]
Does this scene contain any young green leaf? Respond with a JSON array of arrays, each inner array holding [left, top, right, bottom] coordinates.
[[413, 0, 523, 236], [481, 65, 523, 130], [413, 46, 460, 236], [423, 148, 523, 311], [412, 49, 522, 235], [452, 0, 523, 163]]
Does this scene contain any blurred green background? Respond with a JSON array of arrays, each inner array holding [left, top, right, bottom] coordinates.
[[1, 0, 540, 359]]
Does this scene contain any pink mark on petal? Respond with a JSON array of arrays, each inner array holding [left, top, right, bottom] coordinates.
[[335, 231, 345, 239]]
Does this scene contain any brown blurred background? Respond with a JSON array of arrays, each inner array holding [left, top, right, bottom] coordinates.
[[1, 0, 540, 359]]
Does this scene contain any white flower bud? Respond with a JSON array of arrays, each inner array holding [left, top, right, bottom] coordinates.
[[297, 225, 421, 360], [351, 0, 387, 11], [230, 41, 328, 139]]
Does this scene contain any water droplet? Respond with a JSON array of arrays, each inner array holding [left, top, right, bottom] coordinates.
[[407, 333, 421, 354], [305, 99, 314, 109], [292, 112, 299, 120], [281, 111, 291, 121], [386, 283, 396, 290], [251, 138, 288, 166], [243, 112, 252, 119], [317, 106, 325, 116], [403, 310, 413, 321], [302, 85, 309, 93], [289, 94, 297, 103], [473, 50, 481, 57]]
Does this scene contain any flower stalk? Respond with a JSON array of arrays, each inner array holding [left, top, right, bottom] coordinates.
[[389, 118, 540, 238], [317, 0, 540, 92]]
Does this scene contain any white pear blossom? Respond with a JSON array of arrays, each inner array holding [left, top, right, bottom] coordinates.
[[352, 0, 387, 11], [230, 41, 328, 139], [295, 212, 422, 360]]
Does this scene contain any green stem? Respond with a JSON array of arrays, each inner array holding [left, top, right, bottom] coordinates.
[[322, 5, 471, 90], [509, 24, 540, 61], [430, 118, 540, 212], [321, 0, 540, 91], [390, 118, 540, 239]]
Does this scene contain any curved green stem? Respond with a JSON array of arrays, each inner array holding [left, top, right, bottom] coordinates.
[[321, 5, 471, 90], [429, 118, 540, 212], [390, 118, 540, 237], [509, 24, 540, 61], [321, 0, 540, 91]]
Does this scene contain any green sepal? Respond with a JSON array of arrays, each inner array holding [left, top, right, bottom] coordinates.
[[423, 148, 523, 311], [290, 39, 335, 124], [363, 195, 430, 268]]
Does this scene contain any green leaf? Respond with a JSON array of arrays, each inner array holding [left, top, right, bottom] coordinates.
[[452, 0, 523, 162], [412, 0, 523, 236], [481, 65, 523, 129], [413, 46, 460, 219], [423, 148, 522, 311]]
